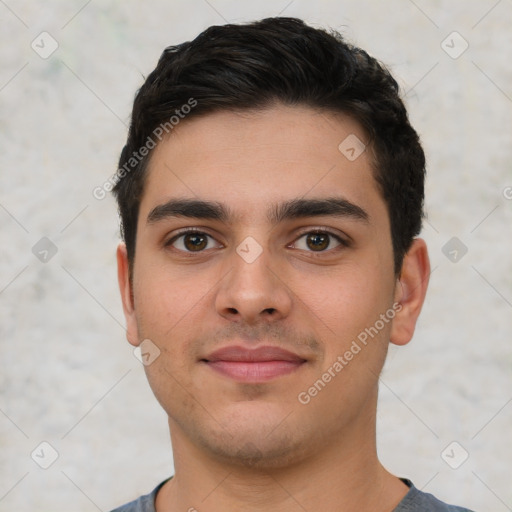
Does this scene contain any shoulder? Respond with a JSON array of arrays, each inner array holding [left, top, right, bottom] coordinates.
[[394, 480, 476, 512], [109, 479, 170, 512]]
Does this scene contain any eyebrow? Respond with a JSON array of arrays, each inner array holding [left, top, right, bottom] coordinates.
[[147, 199, 230, 224], [269, 198, 369, 224], [146, 197, 369, 225]]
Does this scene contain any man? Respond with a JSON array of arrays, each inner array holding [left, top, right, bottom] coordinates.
[[111, 17, 475, 512]]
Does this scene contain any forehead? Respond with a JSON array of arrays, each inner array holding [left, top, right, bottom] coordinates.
[[139, 104, 384, 223]]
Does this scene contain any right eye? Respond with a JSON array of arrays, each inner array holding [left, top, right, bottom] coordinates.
[[166, 230, 221, 253]]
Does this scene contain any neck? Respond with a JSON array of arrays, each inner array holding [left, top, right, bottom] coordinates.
[[156, 395, 408, 512]]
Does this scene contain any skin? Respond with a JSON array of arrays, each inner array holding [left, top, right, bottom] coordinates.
[[117, 104, 430, 512]]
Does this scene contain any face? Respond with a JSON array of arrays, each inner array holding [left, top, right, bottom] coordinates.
[[118, 104, 427, 469]]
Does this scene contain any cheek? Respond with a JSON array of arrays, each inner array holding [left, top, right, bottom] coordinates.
[[131, 257, 228, 395], [135, 270, 200, 407], [143, 354, 198, 422], [302, 270, 378, 323], [295, 265, 393, 356], [132, 262, 205, 347]]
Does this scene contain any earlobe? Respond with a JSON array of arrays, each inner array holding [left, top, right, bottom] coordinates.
[[390, 238, 430, 346], [116, 243, 139, 347]]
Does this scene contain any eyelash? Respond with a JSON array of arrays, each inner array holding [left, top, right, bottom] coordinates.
[[164, 227, 349, 254], [164, 228, 220, 252], [292, 228, 349, 252]]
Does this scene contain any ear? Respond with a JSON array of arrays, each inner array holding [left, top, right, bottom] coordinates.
[[390, 238, 430, 346], [116, 243, 139, 347]]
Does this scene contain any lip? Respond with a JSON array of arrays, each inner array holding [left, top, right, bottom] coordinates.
[[202, 345, 307, 382]]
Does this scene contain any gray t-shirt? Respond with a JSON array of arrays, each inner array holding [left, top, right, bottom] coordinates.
[[110, 478, 475, 511]]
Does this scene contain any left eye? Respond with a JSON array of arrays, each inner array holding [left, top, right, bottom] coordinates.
[[292, 232, 342, 252]]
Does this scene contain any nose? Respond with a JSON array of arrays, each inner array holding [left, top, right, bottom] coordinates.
[[215, 247, 293, 325]]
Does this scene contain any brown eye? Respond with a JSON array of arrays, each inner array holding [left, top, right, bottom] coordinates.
[[183, 233, 208, 251], [168, 231, 220, 252], [306, 233, 330, 251], [292, 231, 343, 252]]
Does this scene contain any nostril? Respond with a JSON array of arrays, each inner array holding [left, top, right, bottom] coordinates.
[[227, 307, 238, 314], [263, 308, 276, 315]]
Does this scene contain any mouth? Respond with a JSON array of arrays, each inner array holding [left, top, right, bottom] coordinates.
[[201, 345, 307, 383]]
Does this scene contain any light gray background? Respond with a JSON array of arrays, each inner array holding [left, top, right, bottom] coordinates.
[[1, 1, 511, 511]]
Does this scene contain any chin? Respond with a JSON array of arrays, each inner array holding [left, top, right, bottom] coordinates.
[[205, 432, 307, 470], [190, 404, 311, 470]]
